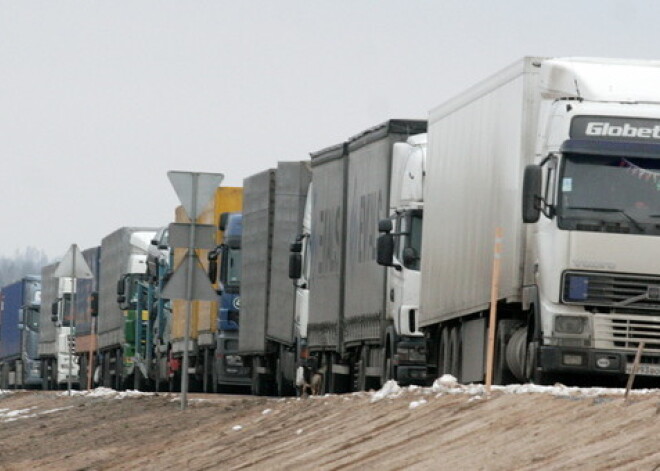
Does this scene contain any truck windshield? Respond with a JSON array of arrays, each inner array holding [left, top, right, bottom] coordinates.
[[223, 248, 242, 287], [25, 307, 40, 331], [557, 154, 660, 236], [408, 213, 423, 271]]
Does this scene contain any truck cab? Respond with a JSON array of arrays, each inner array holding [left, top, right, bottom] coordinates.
[[518, 74, 660, 382], [116, 231, 155, 387], [377, 134, 428, 385], [210, 212, 250, 388], [51, 277, 80, 386]]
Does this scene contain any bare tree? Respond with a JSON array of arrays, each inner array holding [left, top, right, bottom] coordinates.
[[0, 247, 50, 288]]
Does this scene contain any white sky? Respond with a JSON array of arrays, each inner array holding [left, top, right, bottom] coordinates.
[[0, 1, 657, 258]]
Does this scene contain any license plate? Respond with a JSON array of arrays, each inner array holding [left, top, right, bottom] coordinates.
[[625, 363, 660, 376]]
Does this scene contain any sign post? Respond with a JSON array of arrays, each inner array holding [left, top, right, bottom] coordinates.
[[162, 171, 223, 410], [54, 244, 93, 396]]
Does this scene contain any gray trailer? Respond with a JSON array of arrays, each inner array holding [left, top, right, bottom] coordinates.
[[38, 262, 59, 373], [240, 162, 312, 395], [97, 227, 156, 389], [74, 246, 101, 388], [308, 120, 427, 392]]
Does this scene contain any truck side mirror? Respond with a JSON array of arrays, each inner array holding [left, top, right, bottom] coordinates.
[[116, 279, 125, 296], [208, 258, 218, 283], [289, 253, 302, 280], [51, 301, 58, 323], [219, 212, 230, 231], [90, 292, 99, 317], [377, 233, 395, 267], [522, 164, 542, 223], [378, 219, 393, 233]]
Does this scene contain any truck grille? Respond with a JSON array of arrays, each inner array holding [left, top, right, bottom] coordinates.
[[562, 271, 660, 311], [594, 314, 660, 353]]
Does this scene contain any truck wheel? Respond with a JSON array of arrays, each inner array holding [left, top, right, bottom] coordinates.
[[437, 327, 451, 376], [381, 341, 396, 385], [448, 326, 461, 380], [0, 363, 7, 389], [251, 356, 270, 396], [354, 347, 368, 392]]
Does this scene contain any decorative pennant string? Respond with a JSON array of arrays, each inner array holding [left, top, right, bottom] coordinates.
[[621, 158, 660, 191]]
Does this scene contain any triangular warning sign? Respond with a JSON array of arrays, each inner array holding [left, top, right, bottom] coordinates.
[[161, 251, 218, 302], [167, 171, 224, 220], [54, 244, 94, 279]]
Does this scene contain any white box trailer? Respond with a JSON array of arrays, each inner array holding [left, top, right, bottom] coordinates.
[[420, 57, 660, 385], [422, 58, 542, 325]]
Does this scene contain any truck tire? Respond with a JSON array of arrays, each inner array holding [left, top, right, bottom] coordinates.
[[0, 363, 7, 389], [438, 327, 451, 377], [251, 356, 270, 396], [381, 340, 395, 385], [448, 326, 461, 380], [354, 347, 368, 392]]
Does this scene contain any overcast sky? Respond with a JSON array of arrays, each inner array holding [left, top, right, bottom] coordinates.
[[1, 1, 658, 259]]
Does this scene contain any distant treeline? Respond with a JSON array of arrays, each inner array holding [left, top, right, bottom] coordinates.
[[0, 247, 50, 288]]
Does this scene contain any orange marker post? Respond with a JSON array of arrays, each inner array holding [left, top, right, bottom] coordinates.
[[485, 227, 503, 396]]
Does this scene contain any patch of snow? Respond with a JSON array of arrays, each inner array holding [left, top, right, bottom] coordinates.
[[262, 408, 272, 415], [40, 406, 74, 414], [116, 389, 154, 399], [371, 380, 402, 403], [296, 428, 303, 435], [232, 425, 243, 431], [427, 378, 659, 399], [409, 399, 427, 409]]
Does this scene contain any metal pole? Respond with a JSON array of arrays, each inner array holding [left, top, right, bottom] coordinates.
[[68, 248, 77, 396], [181, 174, 199, 410], [134, 281, 141, 390], [87, 316, 96, 390]]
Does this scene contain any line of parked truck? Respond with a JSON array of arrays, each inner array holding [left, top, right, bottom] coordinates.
[[1, 56, 660, 394]]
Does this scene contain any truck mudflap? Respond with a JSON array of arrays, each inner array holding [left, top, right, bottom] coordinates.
[[538, 345, 660, 377]]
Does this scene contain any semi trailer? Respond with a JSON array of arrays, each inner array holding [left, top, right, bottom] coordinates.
[[100, 227, 157, 389], [239, 162, 311, 396], [379, 57, 660, 386], [0, 276, 41, 388], [74, 246, 101, 388], [293, 120, 427, 393]]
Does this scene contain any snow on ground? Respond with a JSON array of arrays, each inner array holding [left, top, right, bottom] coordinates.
[[366, 374, 659, 405], [58, 387, 155, 399], [0, 405, 75, 423]]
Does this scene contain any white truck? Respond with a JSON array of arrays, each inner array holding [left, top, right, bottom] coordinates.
[[39, 263, 80, 389], [379, 57, 660, 385]]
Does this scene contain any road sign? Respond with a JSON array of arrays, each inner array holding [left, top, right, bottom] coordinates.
[[167, 171, 224, 220], [168, 223, 216, 251], [54, 244, 93, 279], [161, 251, 217, 302], [165, 170, 224, 410]]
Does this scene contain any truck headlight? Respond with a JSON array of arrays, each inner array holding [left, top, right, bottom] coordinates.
[[564, 275, 589, 302], [555, 315, 586, 334]]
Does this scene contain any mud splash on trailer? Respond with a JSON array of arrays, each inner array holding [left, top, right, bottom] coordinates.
[[1, 380, 660, 470]]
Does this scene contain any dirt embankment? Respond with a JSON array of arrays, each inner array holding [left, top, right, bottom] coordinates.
[[1, 385, 660, 471]]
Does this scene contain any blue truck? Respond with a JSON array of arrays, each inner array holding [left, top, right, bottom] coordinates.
[[0, 276, 42, 389], [210, 212, 251, 391]]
